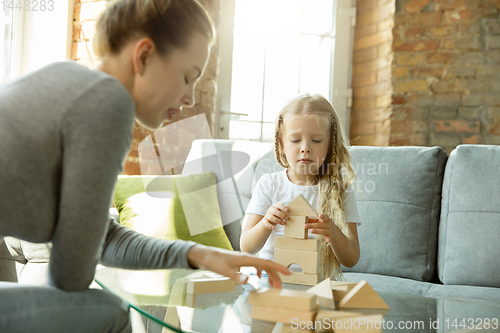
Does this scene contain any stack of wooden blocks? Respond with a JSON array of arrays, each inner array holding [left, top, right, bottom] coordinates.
[[249, 279, 390, 332], [274, 194, 321, 285]]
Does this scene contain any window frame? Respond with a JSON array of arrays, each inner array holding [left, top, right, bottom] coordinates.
[[1, 0, 74, 83], [215, 0, 357, 141]]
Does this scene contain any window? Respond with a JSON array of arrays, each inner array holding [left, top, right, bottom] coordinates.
[[217, 0, 356, 141], [1, 2, 72, 84], [0, 5, 14, 84]]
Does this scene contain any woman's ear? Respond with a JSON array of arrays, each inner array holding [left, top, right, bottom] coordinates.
[[132, 38, 155, 76]]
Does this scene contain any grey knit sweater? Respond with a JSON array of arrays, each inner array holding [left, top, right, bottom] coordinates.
[[0, 61, 196, 291]]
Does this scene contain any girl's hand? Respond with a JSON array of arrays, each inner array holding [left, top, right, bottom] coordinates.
[[262, 203, 289, 230], [305, 214, 338, 243], [187, 244, 291, 289]]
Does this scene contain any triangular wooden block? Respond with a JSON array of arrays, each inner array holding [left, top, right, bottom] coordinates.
[[287, 195, 318, 217], [306, 278, 335, 309], [330, 281, 358, 300], [337, 280, 389, 309]]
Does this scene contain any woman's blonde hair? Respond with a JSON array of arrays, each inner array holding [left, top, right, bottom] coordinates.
[[93, 0, 214, 58], [274, 93, 356, 281]]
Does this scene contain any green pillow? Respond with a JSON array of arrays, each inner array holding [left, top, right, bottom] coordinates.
[[113, 171, 233, 251]]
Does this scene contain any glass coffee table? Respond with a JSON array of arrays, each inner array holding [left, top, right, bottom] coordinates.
[[94, 266, 500, 333]]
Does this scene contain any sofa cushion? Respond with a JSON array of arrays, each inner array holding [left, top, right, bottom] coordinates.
[[438, 145, 500, 288], [113, 172, 233, 251], [342, 146, 448, 282]]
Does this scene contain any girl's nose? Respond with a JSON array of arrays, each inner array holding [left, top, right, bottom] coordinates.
[[301, 147, 311, 153]]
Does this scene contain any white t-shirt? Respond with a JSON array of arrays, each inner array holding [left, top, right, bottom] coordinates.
[[245, 170, 361, 262]]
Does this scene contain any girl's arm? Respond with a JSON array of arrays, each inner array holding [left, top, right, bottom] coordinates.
[[305, 215, 360, 267], [328, 221, 360, 267], [240, 213, 272, 254], [240, 203, 289, 254]]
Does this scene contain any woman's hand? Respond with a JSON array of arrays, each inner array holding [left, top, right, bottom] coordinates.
[[261, 203, 289, 230], [304, 214, 338, 243], [187, 244, 291, 289]]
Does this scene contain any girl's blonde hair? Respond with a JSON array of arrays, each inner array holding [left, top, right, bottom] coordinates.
[[274, 93, 356, 281], [93, 0, 214, 58]]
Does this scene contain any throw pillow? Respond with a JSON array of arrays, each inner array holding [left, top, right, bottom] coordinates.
[[113, 171, 233, 251]]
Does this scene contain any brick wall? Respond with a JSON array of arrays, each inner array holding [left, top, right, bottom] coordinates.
[[72, 0, 220, 175], [392, 0, 500, 153], [350, 0, 395, 146], [351, 0, 500, 153]]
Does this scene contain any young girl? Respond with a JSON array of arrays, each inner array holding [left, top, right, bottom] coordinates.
[[0, 0, 289, 331], [240, 94, 361, 281]]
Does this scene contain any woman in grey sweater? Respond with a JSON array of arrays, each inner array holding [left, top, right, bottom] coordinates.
[[0, 0, 289, 332]]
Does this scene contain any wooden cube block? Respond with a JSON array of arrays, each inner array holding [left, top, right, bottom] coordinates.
[[281, 324, 314, 333], [251, 305, 318, 324], [315, 311, 384, 332], [274, 237, 320, 252], [185, 285, 242, 308], [279, 272, 320, 286], [186, 277, 235, 294], [274, 248, 319, 275], [334, 314, 384, 332], [284, 216, 308, 239], [314, 310, 362, 333], [249, 287, 316, 311]]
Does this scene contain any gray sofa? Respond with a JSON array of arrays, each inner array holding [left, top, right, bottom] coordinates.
[[182, 140, 500, 303], [1, 140, 499, 327]]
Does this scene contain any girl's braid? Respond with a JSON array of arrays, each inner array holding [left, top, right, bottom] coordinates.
[[331, 121, 338, 178], [275, 116, 288, 168]]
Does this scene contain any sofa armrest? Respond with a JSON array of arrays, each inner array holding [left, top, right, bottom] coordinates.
[[0, 237, 27, 282]]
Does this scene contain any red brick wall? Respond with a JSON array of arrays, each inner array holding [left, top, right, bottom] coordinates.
[[392, 0, 500, 153], [72, 0, 220, 175], [350, 0, 395, 146], [351, 0, 500, 153]]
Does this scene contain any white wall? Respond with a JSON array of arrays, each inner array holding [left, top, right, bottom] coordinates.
[[19, 0, 73, 77]]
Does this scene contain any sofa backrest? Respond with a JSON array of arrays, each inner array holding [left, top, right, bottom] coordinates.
[[341, 146, 448, 282], [183, 139, 282, 250], [438, 145, 500, 288]]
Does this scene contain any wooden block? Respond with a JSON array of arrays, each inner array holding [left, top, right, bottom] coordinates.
[[185, 286, 243, 308], [315, 309, 363, 321], [314, 310, 363, 333], [186, 277, 235, 294], [249, 287, 316, 311], [284, 216, 308, 239], [307, 278, 335, 309], [251, 305, 317, 324], [338, 280, 389, 310], [330, 281, 358, 300], [274, 248, 319, 274], [281, 324, 314, 333], [287, 195, 318, 217], [334, 314, 384, 333], [274, 237, 320, 252], [279, 272, 320, 286]]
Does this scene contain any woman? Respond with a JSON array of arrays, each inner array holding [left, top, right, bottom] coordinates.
[[0, 0, 289, 332]]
